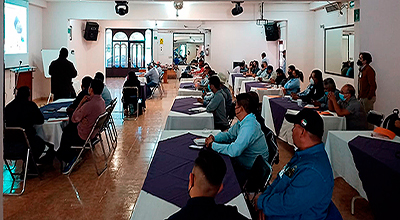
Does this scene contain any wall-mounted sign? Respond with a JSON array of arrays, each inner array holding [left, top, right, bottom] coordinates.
[[354, 9, 360, 22], [160, 38, 164, 44]]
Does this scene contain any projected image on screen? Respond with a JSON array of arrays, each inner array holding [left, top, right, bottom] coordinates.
[[4, 3, 27, 54]]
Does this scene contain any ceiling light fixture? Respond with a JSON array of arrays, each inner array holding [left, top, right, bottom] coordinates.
[[115, 1, 129, 16], [231, 1, 244, 17], [174, 0, 183, 17]]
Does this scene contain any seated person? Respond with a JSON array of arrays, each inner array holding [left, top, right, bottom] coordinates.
[[194, 65, 211, 88], [283, 69, 303, 95], [328, 84, 368, 130], [123, 71, 143, 116], [205, 93, 268, 186], [291, 69, 324, 103], [255, 109, 333, 220], [144, 63, 160, 96], [287, 65, 296, 79], [217, 72, 233, 118], [155, 61, 163, 76], [180, 59, 197, 79], [251, 60, 260, 75], [313, 78, 340, 110], [247, 91, 269, 136], [346, 61, 354, 78], [191, 58, 206, 76], [94, 72, 112, 106], [205, 76, 229, 131], [4, 86, 46, 162], [270, 68, 287, 86], [259, 65, 276, 83], [57, 79, 106, 174], [67, 76, 92, 116], [254, 61, 268, 78], [232, 61, 246, 73], [167, 150, 249, 220]]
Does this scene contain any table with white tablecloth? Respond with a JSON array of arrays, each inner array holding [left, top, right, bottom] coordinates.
[[250, 87, 283, 102], [261, 95, 346, 145], [177, 82, 203, 97], [130, 130, 251, 220], [35, 98, 74, 151], [234, 77, 256, 96], [164, 96, 214, 130], [325, 130, 400, 200]]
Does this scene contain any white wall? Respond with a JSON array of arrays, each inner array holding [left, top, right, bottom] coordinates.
[[0, 0, 4, 215], [38, 1, 315, 94], [358, 0, 400, 115]]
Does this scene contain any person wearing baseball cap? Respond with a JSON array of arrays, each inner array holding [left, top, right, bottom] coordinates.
[[255, 108, 334, 219]]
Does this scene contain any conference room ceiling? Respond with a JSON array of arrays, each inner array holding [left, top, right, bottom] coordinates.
[[46, 0, 347, 2]]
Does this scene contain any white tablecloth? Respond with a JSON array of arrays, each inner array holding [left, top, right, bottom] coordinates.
[[138, 77, 147, 83], [180, 77, 201, 82], [164, 96, 214, 130], [177, 88, 203, 97], [250, 87, 283, 102], [130, 130, 251, 220], [234, 77, 256, 96], [261, 96, 346, 145], [238, 79, 258, 94], [325, 131, 400, 200]]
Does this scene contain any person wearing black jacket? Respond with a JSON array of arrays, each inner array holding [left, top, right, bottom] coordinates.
[[291, 69, 324, 103], [67, 76, 92, 116], [123, 71, 144, 115], [49, 48, 77, 100]]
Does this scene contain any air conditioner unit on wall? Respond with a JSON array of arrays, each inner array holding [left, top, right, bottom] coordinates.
[[325, 2, 342, 13]]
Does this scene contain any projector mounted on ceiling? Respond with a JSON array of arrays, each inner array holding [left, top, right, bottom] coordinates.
[[325, 2, 344, 13]]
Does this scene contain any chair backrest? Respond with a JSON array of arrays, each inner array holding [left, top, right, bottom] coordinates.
[[265, 129, 279, 165], [243, 155, 272, 193], [228, 101, 236, 119], [123, 86, 139, 96], [325, 201, 343, 220], [383, 109, 400, 136], [367, 110, 384, 127], [3, 127, 30, 160], [85, 112, 109, 142]]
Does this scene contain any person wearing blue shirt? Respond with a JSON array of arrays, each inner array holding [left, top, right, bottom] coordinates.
[[283, 69, 303, 95], [94, 72, 112, 106], [255, 109, 334, 220], [205, 93, 268, 185], [313, 78, 340, 110]]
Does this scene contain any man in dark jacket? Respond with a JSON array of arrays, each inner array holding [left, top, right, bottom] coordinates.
[[49, 47, 77, 100]]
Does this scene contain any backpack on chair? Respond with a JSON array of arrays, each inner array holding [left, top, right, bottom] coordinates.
[[382, 109, 400, 136]]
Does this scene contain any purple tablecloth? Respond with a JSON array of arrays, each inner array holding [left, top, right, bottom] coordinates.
[[180, 82, 196, 90], [40, 101, 73, 120], [244, 82, 269, 93], [269, 97, 303, 135], [170, 97, 202, 115], [349, 136, 400, 219], [142, 133, 242, 208], [230, 73, 243, 90]]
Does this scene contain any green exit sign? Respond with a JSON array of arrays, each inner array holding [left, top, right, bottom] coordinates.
[[354, 9, 360, 22]]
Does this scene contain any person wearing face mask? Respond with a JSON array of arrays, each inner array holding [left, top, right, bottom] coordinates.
[[283, 69, 303, 95], [287, 65, 296, 79], [205, 76, 229, 131], [259, 65, 277, 83], [166, 150, 249, 220], [357, 52, 377, 123], [313, 78, 340, 110], [291, 69, 324, 103], [254, 61, 268, 78], [328, 84, 368, 130]]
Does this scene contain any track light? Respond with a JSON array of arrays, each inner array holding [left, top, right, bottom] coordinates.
[[231, 1, 244, 16], [115, 1, 129, 16]]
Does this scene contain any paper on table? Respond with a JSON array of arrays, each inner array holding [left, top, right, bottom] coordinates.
[[188, 107, 207, 113], [193, 102, 203, 106], [57, 107, 68, 113], [193, 138, 206, 146], [47, 117, 69, 122], [304, 104, 319, 109]]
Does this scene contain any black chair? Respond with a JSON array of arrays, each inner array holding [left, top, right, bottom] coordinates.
[[150, 72, 164, 98], [228, 101, 236, 125], [367, 110, 384, 127], [69, 112, 109, 176], [265, 128, 279, 165], [382, 109, 400, 136], [242, 155, 272, 219], [3, 127, 40, 195], [122, 86, 140, 119]]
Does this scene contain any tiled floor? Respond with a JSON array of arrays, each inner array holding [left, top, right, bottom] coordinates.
[[3, 78, 373, 219]]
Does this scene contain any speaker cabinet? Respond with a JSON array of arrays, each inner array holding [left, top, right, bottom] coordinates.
[[265, 23, 280, 41], [84, 22, 99, 41]]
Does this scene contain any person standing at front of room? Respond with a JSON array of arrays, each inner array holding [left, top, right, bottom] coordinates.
[[357, 52, 377, 119], [49, 48, 78, 100]]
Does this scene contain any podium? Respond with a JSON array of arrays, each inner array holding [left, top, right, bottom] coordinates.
[[10, 66, 36, 98]]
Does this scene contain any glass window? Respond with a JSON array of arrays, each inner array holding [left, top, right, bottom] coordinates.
[[113, 43, 120, 68], [129, 32, 145, 41], [105, 29, 112, 68], [145, 29, 152, 66], [121, 43, 128, 68], [113, 32, 128, 41], [131, 43, 137, 68], [137, 44, 143, 68]]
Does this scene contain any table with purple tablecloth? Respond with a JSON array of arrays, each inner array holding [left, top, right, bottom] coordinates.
[[228, 73, 243, 88], [349, 136, 400, 219], [261, 96, 346, 146], [179, 82, 195, 89], [177, 82, 203, 96], [165, 96, 214, 130], [244, 81, 269, 93], [131, 130, 251, 220]]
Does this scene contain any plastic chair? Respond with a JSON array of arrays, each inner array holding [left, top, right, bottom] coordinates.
[[69, 112, 109, 176], [3, 127, 40, 195]]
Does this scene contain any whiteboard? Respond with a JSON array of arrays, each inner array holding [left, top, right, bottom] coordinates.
[[41, 49, 77, 78]]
